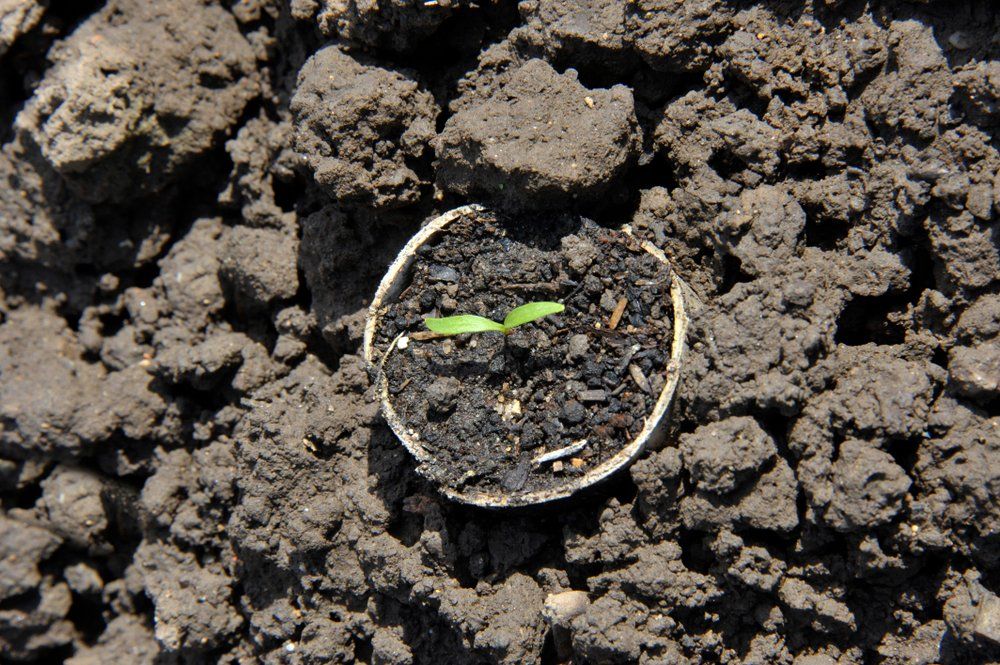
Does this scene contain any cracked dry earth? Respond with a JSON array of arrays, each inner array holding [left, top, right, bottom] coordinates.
[[0, 0, 999, 663]]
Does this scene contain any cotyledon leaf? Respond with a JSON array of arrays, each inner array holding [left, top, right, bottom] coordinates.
[[424, 314, 507, 336], [502, 301, 565, 330]]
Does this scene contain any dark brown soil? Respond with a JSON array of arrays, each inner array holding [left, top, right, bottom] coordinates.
[[1, 1, 999, 663], [373, 210, 674, 496]]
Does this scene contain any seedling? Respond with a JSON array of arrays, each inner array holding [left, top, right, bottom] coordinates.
[[425, 302, 564, 336]]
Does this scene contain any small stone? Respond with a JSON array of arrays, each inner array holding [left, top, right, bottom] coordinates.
[[566, 334, 590, 363], [543, 588, 590, 662], [428, 265, 460, 282], [496, 398, 522, 421], [949, 31, 972, 50], [561, 400, 586, 424], [98, 274, 120, 292], [974, 591, 1000, 644], [600, 290, 618, 312], [542, 590, 590, 627], [396, 336, 409, 350], [426, 377, 461, 415], [552, 461, 564, 472]]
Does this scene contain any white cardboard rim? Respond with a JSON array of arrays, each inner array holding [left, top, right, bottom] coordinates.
[[363, 204, 689, 508]]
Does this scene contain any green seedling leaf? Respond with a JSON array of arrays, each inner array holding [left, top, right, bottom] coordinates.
[[503, 301, 565, 330], [423, 301, 565, 337], [424, 314, 507, 336]]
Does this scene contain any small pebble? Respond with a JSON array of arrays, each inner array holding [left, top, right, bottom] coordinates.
[[429, 265, 460, 282], [566, 334, 589, 363], [974, 590, 1000, 643], [949, 31, 971, 49], [561, 400, 586, 424], [496, 398, 522, 421], [427, 377, 461, 414], [542, 590, 590, 626], [600, 290, 618, 312], [98, 273, 119, 292]]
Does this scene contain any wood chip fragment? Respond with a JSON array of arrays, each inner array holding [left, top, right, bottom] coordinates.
[[608, 296, 628, 330], [629, 363, 652, 394], [570, 458, 584, 469], [578, 389, 607, 403], [409, 330, 447, 341]]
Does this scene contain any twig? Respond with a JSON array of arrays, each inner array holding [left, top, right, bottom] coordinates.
[[608, 297, 628, 330], [533, 439, 589, 467], [629, 363, 652, 394], [501, 282, 561, 293], [409, 330, 447, 341]]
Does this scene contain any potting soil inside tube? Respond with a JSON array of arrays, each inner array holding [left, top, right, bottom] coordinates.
[[374, 209, 674, 496]]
